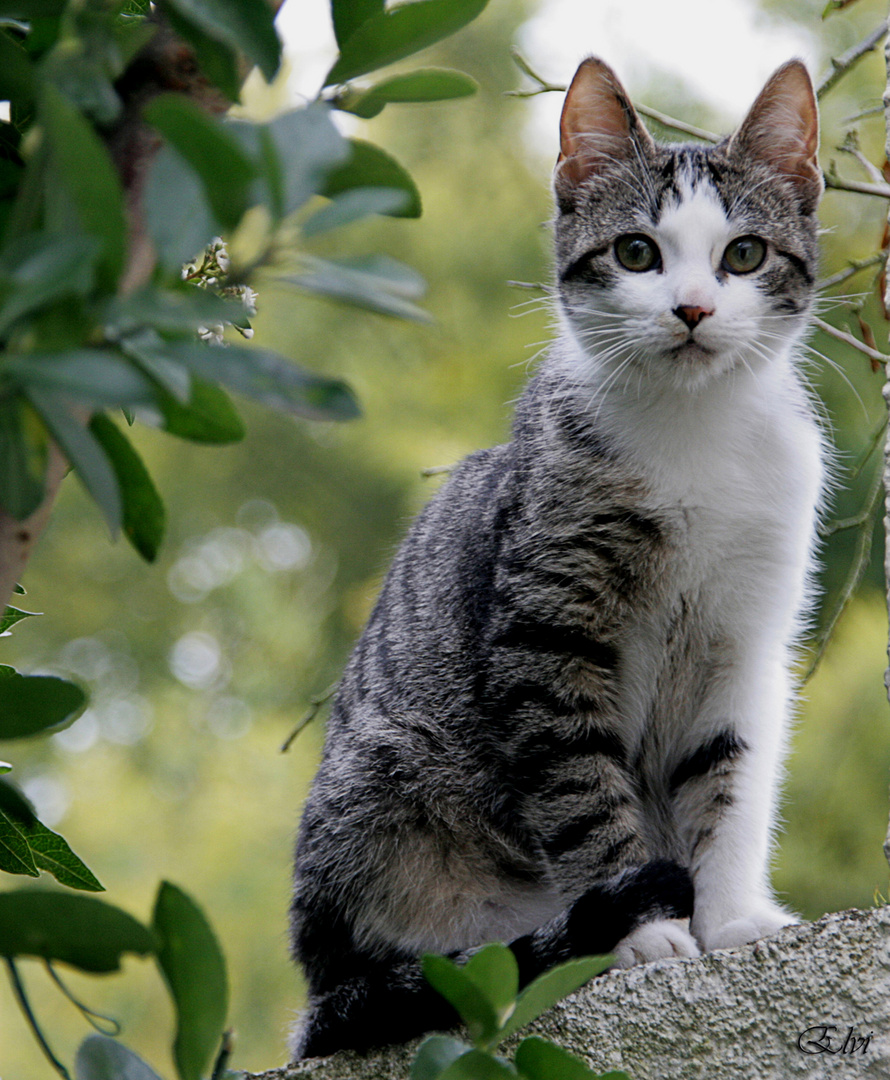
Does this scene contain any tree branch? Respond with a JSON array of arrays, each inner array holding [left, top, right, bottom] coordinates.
[[823, 170, 890, 198], [817, 252, 885, 291], [816, 22, 888, 99], [813, 315, 890, 363], [881, 22, 890, 870]]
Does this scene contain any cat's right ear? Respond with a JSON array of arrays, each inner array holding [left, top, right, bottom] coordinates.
[[555, 57, 655, 204]]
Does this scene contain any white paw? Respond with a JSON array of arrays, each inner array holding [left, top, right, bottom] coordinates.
[[613, 917, 701, 969], [699, 907, 798, 952]]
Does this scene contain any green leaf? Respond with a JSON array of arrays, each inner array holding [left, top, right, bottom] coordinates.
[[39, 84, 127, 291], [105, 288, 244, 339], [153, 377, 246, 445], [0, 27, 34, 103], [0, 232, 99, 338], [155, 340, 361, 422], [463, 944, 519, 1029], [302, 187, 409, 238], [0, 605, 40, 635], [0, 776, 36, 824], [0, 808, 38, 876], [0, 395, 47, 520], [161, 5, 241, 101], [437, 1050, 518, 1079], [288, 254, 429, 322], [153, 881, 228, 1080], [159, 0, 281, 81], [6, 349, 156, 407], [144, 94, 257, 231], [230, 104, 350, 219], [143, 144, 218, 271], [498, 956, 612, 1043], [514, 1037, 629, 1080], [331, 0, 384, 49], [0, 763, 10, 774], [76, 1035, 166, 1080], [0, 665, 86, 739], [411, 1035, 473, 1080], [324, 0, 489, 86], [0, 888, 156, 971], [423, 953, 500, 1046], [343, 68, 478, 119], [321, 139, 421, 217], [89, 414, 166, 562], [19, 816, 104, 891], [26, 388, 122, 532]]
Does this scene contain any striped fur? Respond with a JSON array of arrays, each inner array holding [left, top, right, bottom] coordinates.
[[289, 57, 824, 1059]]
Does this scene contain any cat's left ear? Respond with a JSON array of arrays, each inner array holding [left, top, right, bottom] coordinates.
[[728, 60, 822, 213]]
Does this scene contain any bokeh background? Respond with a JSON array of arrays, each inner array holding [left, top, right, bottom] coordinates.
[[3, 0, 890, 1074]]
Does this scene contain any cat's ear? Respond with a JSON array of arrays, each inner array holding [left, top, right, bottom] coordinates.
[[555, 57, 655, 202], [728, 60, 822, 213]]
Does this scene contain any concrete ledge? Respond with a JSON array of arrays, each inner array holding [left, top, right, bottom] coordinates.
[[249, 907, 890, 1080]]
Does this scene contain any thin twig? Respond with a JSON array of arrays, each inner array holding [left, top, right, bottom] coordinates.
[[420, 465, 455, 477], [844, 104, 884, 122], [280, 683, 339, 752], [813, 315, 890, 363], [211, 1030, 234, 1080], [837, 131, 887, 185], [44, 961, 121, 1036], [818, 253, 885, 291], [816, 22, 888, 99], [5, 959, 71, 1080], [635, 103, 719, 143], [507, 49, 721, 142], [823, 171, 890, 199], [805, 462, 883, 681]]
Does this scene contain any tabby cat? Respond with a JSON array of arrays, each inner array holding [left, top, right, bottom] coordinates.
[[289, 55, 824, 1059]]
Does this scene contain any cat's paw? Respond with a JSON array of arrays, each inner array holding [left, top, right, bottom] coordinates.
[[698, 907, 798, 952], [613, 917, 701, 969]]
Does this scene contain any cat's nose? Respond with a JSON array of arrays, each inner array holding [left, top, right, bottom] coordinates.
[[673, 305, 714, 330]]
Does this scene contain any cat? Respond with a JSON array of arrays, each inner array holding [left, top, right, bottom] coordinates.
[[288, 54, 824, 1060]]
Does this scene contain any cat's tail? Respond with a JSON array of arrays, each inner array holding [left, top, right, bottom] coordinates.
[[290, 859, 693, 1060]]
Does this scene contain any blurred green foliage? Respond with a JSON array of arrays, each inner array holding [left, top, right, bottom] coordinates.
[[2, 0, 890, 1075]]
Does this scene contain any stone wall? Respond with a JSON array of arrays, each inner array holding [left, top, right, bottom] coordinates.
[[248, 907, 890, 1080]]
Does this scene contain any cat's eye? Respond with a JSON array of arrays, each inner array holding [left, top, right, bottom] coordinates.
[[722, 236, 767, 274], [615, 234, 661, 273]]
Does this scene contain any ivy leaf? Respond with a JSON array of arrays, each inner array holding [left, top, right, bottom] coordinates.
[[0, 395, 46, 520], [302, 187, 409, 238], [0, 664, 86, 739], [39, 84, 126, 291], [343, 68, 478, 119], [152, 378, 246, 445], [462, 944, 519, 1030], [7, 349, 156, 407], [159, 0, 281, 82], [0, 232, 99, 338], [26, 388, 122, 533], [144, 94, 257, 232], [76, 1035, 167, 1080], [324, 0, 489, 86], [143, 144, 218, 271], [152, 341, 361, 422], [0, 776, 36, 824], [514, 1037, 630, 1080], [16, 815, 104, 891], [330, 0, 384, 49], [321, 139, 421, 218], [0, 888, 156, 971], [498, 956, 612, 1043], [89, 413, 166, 563], [153, 882, 228, 1080], [0, 807, 38, 877], [410, 1035, 473, 1080], [436, 1050, 518, 1079], [287, 254, 429, 322], [0, 604, 40, 635], [423, 953, 501, 1047]]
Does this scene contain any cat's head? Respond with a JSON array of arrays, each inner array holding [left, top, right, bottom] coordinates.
[[553, 57, 821, 392]]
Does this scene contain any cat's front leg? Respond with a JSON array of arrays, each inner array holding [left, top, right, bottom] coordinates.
[[676, 661, 798, 952]]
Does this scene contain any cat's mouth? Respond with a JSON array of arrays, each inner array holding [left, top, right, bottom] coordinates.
[[668, 338, 715, 362]]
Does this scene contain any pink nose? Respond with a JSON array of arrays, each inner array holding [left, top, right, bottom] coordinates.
[[674, 305, 713, 330]]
